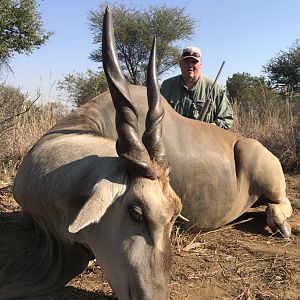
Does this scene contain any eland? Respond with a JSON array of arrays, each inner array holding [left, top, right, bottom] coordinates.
[[0, 5, 294, 300], [0, 7, 181, 300]]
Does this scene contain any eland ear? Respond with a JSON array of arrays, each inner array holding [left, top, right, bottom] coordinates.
[[69, 179, 125, 233]]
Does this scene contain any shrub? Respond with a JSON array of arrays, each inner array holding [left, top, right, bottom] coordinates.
[[1, 99, 67, 165], [0, 85, 26, 136]]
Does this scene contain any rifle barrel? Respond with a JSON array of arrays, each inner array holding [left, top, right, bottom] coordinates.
[[198, 61, 225, 121]]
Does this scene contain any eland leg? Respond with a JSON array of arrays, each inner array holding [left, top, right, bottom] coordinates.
[[235, 138, 293, 238], [265, 194, 292, 238], [258, 151, 293, 238]]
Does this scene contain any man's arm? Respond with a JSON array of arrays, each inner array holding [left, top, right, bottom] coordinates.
[[212, 91, 233, 129], [160, 79, 172, 104]]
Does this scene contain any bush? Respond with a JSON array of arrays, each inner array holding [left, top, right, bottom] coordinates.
[[58, 70, 108, 107], [1, 98, 67, 165], [0, 85, 26, 136]]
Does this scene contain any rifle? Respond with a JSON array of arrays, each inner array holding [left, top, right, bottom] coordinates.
[[197, 61, 225, 121]]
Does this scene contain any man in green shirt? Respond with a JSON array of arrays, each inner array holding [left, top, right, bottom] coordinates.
[[160, 46, 233, 129]]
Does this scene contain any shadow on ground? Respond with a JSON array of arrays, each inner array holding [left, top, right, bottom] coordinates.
[[230, 210, 271, 236], [23, 286, 113, 300]]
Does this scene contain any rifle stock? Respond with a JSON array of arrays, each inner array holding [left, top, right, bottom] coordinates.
[[198, 98, 212, 121]]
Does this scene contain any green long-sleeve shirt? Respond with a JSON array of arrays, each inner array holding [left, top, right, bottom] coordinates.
[[160, 74, 233, 129]]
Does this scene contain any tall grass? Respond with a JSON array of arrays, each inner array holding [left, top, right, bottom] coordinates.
[[0, 101, 67, 181], [231, 98, 299, 173], [7, 103, 66, 158]]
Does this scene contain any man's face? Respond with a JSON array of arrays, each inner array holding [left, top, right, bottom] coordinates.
[[180, 58, 202, 83]]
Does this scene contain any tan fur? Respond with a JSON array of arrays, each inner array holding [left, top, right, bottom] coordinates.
[[1, 7, 295, 299]]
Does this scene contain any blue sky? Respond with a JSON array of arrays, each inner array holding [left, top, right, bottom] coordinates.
[[4, 0, 300, 103]]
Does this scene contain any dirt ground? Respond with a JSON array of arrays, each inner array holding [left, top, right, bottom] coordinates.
[[0, 175, 299, 300]]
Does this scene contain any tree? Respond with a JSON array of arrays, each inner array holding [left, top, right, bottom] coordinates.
[[89, 3, 195, 84], [263, 40, 300, 100], [226, 72, 280, 120], [0, 0, 52, 68], [58, 70, 108, 107], [226, 72, 278, 103], [226, 72, 260, 103]]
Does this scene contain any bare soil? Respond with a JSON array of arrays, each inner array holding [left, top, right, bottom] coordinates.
[[0, 175, 299, 300]]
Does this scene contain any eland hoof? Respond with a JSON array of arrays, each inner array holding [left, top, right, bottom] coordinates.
[[271, 221, 292, 238]]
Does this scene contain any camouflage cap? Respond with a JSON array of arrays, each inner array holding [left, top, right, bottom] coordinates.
[[180, 46, 202, 62]]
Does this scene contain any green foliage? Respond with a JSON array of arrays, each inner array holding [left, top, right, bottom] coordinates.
[[89, 3, 195, 84], [263, 40, 300, 97], [0, 0, 52, 66], [226, 72, 279, 103], [58, 69, 108, 107], [226, 72, 260, 102]]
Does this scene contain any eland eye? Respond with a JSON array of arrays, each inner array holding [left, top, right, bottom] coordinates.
[[128, 205, 144, 224]]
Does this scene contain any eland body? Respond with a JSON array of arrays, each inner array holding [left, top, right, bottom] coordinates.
[[57, 86, 292, 234]]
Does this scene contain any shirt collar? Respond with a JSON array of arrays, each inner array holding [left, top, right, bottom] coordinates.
[[180, 75, 201, 91]]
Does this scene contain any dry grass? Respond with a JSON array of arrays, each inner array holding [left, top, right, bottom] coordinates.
[[0, 100, 67, 211], [0, 162, 19, 212], [169, 215, 300, 300], [1, 102, 67, 162], [231, 99, 299, 173]]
